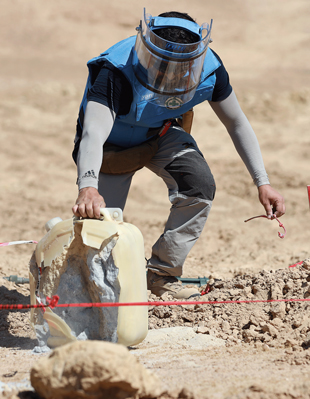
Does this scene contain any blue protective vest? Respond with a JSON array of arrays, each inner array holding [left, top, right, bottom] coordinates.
[[78, 36, 221, 148]]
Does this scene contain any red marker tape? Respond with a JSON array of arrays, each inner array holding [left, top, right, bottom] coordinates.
[[244, 215, 286, 239], [289, 261, 304, 268], [1, 295, 310, 311]]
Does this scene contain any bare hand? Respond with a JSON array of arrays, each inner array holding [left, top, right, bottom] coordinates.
[[258, 184, 285, 219], [72, 187, 105, 219]]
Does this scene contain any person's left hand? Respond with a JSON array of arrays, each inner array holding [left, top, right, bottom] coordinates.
[[258, 184, 285, 219]]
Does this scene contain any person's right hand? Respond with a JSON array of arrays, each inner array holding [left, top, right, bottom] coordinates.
[[72, 187, 105, 219]]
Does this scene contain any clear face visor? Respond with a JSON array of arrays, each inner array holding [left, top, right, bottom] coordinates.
[[133, 9, 213, 108]]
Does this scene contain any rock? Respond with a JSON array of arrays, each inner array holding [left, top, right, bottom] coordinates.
[[31, 340, 163, 399], [242, 326, 258, 342], [168, 387, 197, 399], [269, 317, 284, 330], [195, 326, 210, 334], [270, 283, 283, 299], [249, 316, 260, 327], [242, 286, 252, 297], [182, 313, 195, 322], [302, 332, 310, 348], [228, 289, 240, 296], [262, 344, 270, 351], [30, 340, 198, 399], [221, 321, 231, 334], [285, 338, 298, 347], [153, 307, 172, 319], [261, 323, 278, 337], [270, 302, 286, 319], [302, 259, 310, 270]]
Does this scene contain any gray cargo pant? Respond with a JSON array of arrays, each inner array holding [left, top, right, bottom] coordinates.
[[98, 125, 216, 277]]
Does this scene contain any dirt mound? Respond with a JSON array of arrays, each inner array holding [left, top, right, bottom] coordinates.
[[148, 262, 310, 351], [30, 340, 196, 399]]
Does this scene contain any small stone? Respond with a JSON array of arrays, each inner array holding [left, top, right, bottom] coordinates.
[[302, 332, 310, 348], [242, 329, 258, 342], [269, 318, 284, 329], [270, 302, 286, 319], [196, 326, 209, 334], [302, 259, 310, 270], [285, 338, 298, 347], [221, 321, 231, 333], [161, 292, 174, 301], [228, 289, 240, 296]]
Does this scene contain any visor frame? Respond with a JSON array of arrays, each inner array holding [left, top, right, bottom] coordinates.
[[142, 9, 213, 61], [139, 30, 207, 63], [132, 8, 213, 108]]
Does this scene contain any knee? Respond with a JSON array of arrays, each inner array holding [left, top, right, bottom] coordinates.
[[164, 151, 216, 201]]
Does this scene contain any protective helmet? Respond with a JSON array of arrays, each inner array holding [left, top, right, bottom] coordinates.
[[133, 8, 213, 109]]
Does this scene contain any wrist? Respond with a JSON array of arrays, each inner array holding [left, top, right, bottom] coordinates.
[[78, 179, 98, 191], [257, 183, 270, 190], [79, 186, 98, 194], [254, 176, 270, 188]]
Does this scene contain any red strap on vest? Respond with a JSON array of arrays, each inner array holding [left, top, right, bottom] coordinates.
[[159, 121, 172, 137]]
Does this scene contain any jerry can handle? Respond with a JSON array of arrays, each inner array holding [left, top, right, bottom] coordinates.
[[72, 208, 123, 222], [100, 208, 123, 222]]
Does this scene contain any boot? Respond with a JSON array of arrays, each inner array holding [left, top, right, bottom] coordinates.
[[147, 269, 200, 299]]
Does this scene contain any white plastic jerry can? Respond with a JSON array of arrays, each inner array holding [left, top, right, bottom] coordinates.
[[29, 208, 148, 350]]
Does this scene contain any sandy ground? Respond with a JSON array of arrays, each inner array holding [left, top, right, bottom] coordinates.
[[0, 0, 310, 397]]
